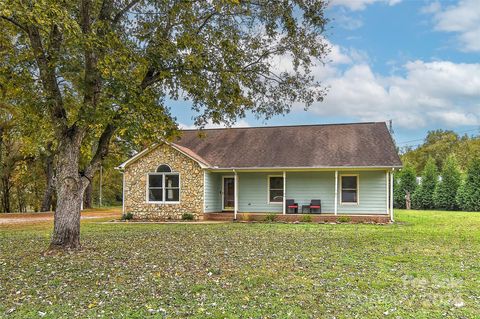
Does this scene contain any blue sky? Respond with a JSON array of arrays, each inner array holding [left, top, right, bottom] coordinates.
[[171, 0, 480, 148]]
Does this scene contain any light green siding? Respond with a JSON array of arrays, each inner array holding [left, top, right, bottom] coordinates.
[[286, 172, 336, 212], [204, 172, 222, 213], [203, 170, 388, 215], [337, 171, 387, 214], [238, 172, 283, 213]]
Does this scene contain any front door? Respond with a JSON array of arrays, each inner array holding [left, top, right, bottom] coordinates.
[[223, 177, 235, 211]]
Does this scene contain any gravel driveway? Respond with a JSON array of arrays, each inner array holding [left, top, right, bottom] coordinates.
[[0, 209, 121, 225]]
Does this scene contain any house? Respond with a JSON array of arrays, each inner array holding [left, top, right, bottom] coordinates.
[[117, 122, 402, 223]]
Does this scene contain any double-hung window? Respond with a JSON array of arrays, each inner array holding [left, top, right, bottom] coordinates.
[[268, 176, 284, 203], [341, 175, 359, 204], [148, 165, 180, 203]]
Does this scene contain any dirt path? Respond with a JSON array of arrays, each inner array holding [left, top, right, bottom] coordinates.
[[0, 208, 121, 225]]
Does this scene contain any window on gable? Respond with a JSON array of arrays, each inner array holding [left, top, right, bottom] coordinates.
[[148, 165, 179, 203], [269, 176, 283, 203], [341, 175, 358, 204], [157, 164, 172, 172]]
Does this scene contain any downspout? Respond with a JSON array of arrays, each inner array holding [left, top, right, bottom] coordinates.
[[122, 170, 125, 216], [283, 171, 286, 215], [390, 168, 394, 222], [334, 170, 338, 215], [386, 170, 389, 216], [234, 169, 238, 221]]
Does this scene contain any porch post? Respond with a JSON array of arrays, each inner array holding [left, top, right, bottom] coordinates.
[[390, 169, 394, 222], [282, 171, 286, 215], [334, 170, 338, 215], [122, 171, 125, 215], [234, 170, 238, 220]]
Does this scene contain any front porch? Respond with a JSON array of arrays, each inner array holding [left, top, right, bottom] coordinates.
[[204, 170, 394, 221], [204, 212, 391, 223]]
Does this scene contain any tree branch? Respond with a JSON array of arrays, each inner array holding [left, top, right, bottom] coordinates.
[[0, 15, 28, 32], [196, 10, 217, 35], [26, 24, 68, 134], [112, 0, 140, 24], [82, 122, 117, 185]]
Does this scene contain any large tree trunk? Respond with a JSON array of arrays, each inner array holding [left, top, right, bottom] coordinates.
[[83, 181, 93, 209], [16, 185, 27, 213], [41, 184, 55, 212], [1, 175, 11, 213], [48, 123, 114, 250], [49, 134, 85, 250], [40, 152, 55, 212]]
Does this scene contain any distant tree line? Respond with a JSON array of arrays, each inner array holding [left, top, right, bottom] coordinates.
[[0, 107, 129, 212], [395, 130, 480, 211]]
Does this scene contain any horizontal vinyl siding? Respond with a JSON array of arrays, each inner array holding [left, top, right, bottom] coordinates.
[[286, 172, 335, 212], [204, 170, 388, 215], [238, 173, 282, 213], [338, 171, 387, 214], [204, 172, 222, 212]]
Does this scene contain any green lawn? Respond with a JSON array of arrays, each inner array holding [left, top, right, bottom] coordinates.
[[1, 210, 480, 318]]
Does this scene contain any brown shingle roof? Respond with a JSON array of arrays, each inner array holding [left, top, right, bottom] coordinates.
[[175, 122, 402, 168]]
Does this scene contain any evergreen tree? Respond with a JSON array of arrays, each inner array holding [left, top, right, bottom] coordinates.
[[456, 158, 480, 211], [433, 155, 461, 210], [394, 163, 417, 208], [412, 157, 438, 209]]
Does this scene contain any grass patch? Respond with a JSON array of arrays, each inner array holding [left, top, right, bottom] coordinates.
[[300, 214, 313, 223], [1, 209, 480, 318], [181, 213, 195, 220], [337, 216, 351, 223], [121, 212, 134, 220], [263, 213, 277, 222]]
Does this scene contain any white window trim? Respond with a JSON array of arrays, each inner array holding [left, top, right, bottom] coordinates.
[[267, 175, 284, 204], [340, 174, 359, 205], [146, 171, 181, 204]]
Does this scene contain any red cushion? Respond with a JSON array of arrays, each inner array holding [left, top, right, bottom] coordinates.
[[288, 205, 298, 208], [310, 205, 320, 208]]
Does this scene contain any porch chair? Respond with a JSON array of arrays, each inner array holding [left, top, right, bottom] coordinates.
[[286, 199, 298, 214], [309, 199, 321, 214]]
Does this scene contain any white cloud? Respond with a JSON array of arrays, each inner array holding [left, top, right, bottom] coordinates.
[[302, 55, 480, 129], [330, 0, 401, 11], [334, 13, 364, 30], [328, 41, 353, 65], [420, 1, 441, 14], [429, 111, 479, 126], [269, 40, 361, 81], [426, 0, 480, 52], [179, 119, 251, 130]]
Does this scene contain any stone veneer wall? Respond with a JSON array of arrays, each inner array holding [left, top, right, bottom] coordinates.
[[124, 144, 204, 220]]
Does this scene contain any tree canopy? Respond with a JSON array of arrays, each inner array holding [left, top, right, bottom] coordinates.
[[0, 0, 330, 249], [456, 158, 480, 212], [401, 129, 480, 172], [433, 155, 461, 211], [412, 157, 438, 210], [393, 163, 417, 209]]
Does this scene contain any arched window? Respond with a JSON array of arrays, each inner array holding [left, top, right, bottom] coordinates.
[[156, 164, 172, 172], [147, 164, 180, 203]]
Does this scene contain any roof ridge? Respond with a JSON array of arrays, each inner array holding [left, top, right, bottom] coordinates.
[[170, 143, 211, 167], [180, 121, 385, 131]]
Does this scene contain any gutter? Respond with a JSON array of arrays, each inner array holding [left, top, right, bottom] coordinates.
[[206, 165, 403, 171]]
